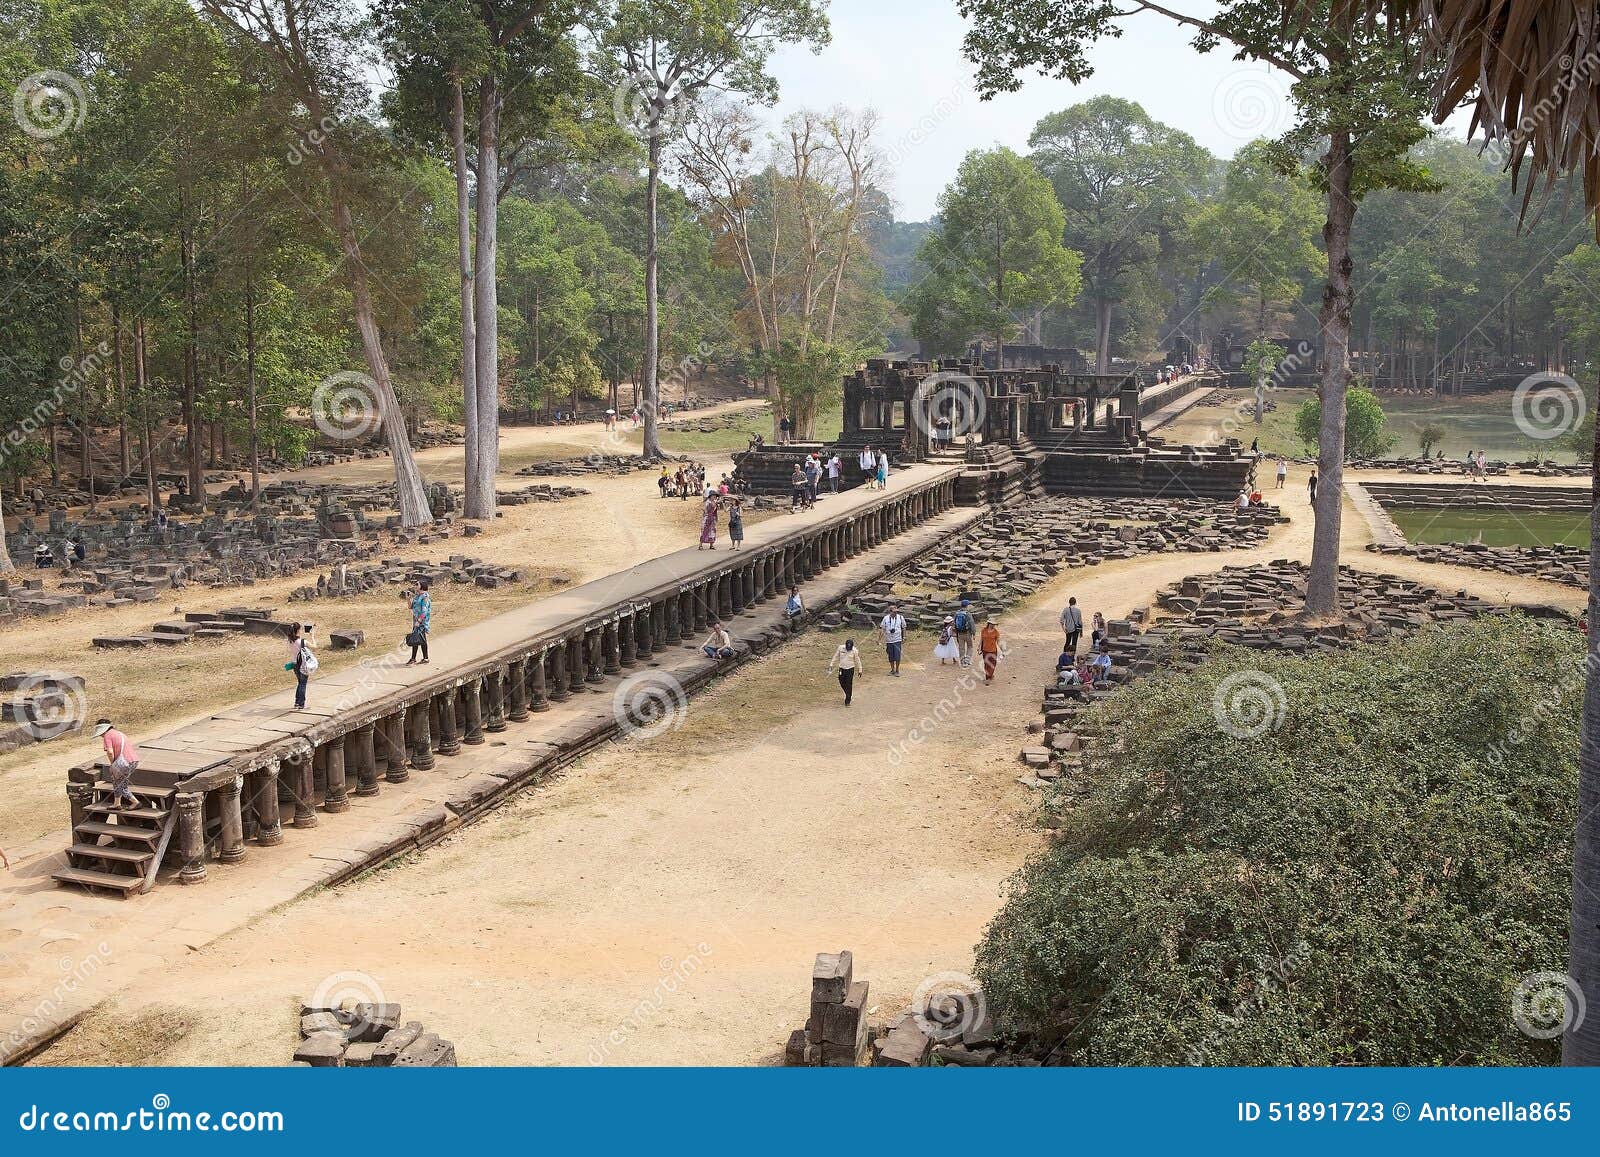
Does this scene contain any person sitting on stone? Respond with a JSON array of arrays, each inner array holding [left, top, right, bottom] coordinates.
[[784, 587, 805, 628], [702, 621, 735, 660], [1055, 650, 1080, 685], [1089, 649, 1113, 687], [1090, 612, 1107, 651], [33, 541, 53, 568]]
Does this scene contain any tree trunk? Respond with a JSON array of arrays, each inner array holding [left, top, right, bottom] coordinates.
[[325, 179, 433, 526], [1095, 298, 1113, 374], [1564, 378, 1600, 1065], [134, 314, 156, 510], [468, 72, 500, 518], [1304, 126, 1354, 618], [181, 224, 205, 502], [246, 245, 260, 513], [0, 486, 12, 572], [452, 78, 482, 518], [111, 305, 130, 482], [641, 131, 663, 459]]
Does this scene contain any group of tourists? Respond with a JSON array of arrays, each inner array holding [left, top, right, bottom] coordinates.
[[789, 453, 841, 511], [32, 537, 87, 569], [858, 446, 890, 490], [658, 461, 717, 500], [825, 599, 1003, 707], [1464, 448, 1488, 479], [698, 490, 746, 550], [283, 578, 432, 711], [1055, 596, 1113, 689]]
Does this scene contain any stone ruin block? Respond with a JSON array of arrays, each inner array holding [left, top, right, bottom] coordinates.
[[811, 950, 853, 1005], [330, 630, 365, 650], [371, 1021, 425, 1066], [293, 1032, 347, 1067], [871, 1013, 934, 1067]]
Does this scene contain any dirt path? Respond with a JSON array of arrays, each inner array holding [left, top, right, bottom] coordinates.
[[42, 468, 1582, 1066]]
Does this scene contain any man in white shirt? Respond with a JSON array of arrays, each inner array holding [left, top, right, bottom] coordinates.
[[826, 454, 841, 493], [702, 621, 735, 660], [859, 446, 876, 489], [878, 605, 907, 675]]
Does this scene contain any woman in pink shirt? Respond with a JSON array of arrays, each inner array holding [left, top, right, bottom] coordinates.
[[94, 718, 140, 809]]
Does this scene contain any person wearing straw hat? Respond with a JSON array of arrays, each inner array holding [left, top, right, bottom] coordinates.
[[934, 616, 959, 665], [94, 719, 140, 810]]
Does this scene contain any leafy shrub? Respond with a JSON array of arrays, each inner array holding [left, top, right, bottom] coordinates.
[[975, 616, 1580, 1065]]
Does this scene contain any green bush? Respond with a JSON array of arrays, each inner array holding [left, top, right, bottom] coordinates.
[[1295, 386, 1395, 458], [975, 616, 1580, 1065]]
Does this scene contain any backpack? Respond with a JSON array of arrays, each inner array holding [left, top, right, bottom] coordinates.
[[954, 611, 972, 632]]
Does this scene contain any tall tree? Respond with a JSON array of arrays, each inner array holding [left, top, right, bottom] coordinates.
[[959, 0, 1433, 615], [1028, 96, 1209, 371], [595, 0, 830, 458], [907, 147, 1082, 365], [199, 0, 435, 526]]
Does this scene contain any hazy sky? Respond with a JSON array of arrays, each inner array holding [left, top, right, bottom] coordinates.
[[761, 1, 1465, 221]]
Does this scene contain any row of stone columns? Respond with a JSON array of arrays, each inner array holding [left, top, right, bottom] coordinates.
[[171, 473, 958, 882]]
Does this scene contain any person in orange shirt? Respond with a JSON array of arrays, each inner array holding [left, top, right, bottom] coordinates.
[[979, 618, 1002, 684]]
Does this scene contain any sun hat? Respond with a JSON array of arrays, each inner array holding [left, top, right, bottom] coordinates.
[[93, 719, 112, 737]]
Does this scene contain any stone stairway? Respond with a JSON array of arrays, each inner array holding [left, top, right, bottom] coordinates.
[[54, 783, 178, 896]]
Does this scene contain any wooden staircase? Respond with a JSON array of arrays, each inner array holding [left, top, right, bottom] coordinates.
[[53, 784, 177, 897]]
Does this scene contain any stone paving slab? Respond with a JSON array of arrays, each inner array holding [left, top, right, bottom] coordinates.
[[0, 487, 977, 1063]]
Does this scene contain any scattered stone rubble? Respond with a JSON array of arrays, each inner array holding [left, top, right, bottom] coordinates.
[[290, 555, 527, 602], [293, 999, 456, 1067], [0, 672, 86, 755], [1368, 539, 1586, 590], [517, 454, 665, 478], [833, 497, 1285, 630], [1017, 560, 1541, 785]]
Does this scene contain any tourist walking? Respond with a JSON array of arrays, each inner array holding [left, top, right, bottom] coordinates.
[[827, 453, 841, 493], [828, 638, 865, 705], [94, 718, 140, 810], [878, 604, 907, 676], [859, 446, 876, 489], [804, 455, 821, 505], [698, 491, 719, 550], [407, 580, 432, 665], [934, 617, 959, 665], [727, 498, 744, 549], [875, 450, 889, 489], [287, 623, 317, 710], [1307, 470, 1318, 504], [979, 617, 1002, 683], [1060, 597, 1083, 655], [1275, 457, 1288, 489], [790, 464, 808, 512], [953, 599, 977, 667], [702, 621, 735, 660]]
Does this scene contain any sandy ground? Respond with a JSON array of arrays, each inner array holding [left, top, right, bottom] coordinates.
[[35, 463, 1584, 1066], [0, 402, 773, 856]]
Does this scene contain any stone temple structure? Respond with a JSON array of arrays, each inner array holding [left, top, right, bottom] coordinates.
[[733, 358, 1252, 505]]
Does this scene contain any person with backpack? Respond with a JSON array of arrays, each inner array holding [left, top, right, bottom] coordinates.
[[287, 623, 317, 710], [952, 600, 977, 668], [407, 580, 432, 665], [934, 616, 959, 665]]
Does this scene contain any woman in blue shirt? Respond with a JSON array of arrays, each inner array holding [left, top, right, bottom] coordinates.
[[408, 579, 432, 665]]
